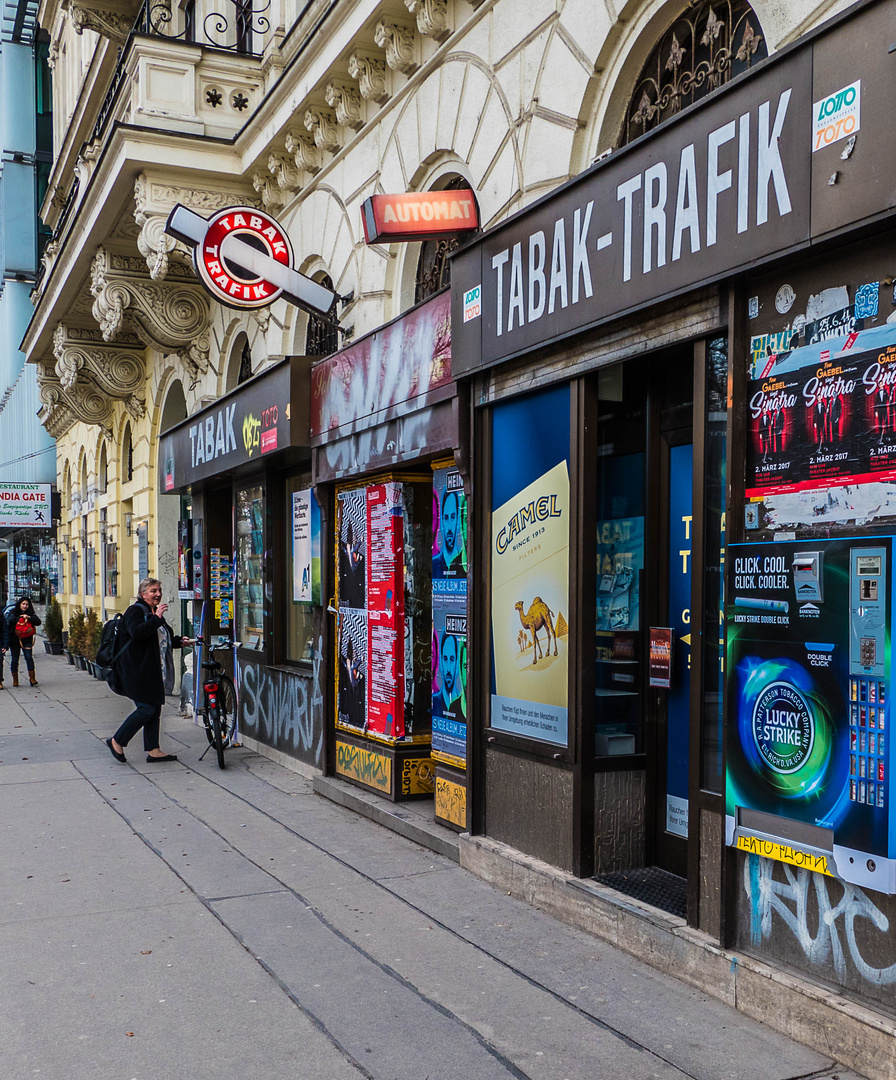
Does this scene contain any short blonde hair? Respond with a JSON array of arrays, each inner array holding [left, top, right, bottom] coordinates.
[[138, 577, 162, 598]]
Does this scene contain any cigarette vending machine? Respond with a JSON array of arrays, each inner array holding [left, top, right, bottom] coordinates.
[[726, 535, 896, 893]]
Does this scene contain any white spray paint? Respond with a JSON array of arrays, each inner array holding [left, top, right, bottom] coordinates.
[[745, 854, 896, 985]]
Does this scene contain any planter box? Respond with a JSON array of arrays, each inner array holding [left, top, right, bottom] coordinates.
[[95, 665, 112, 682], [44, 641, 64, 655], [76, 655, 87, 671], [65, 650, 75, 665]]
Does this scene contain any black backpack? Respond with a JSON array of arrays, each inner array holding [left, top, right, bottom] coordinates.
[[96, 613, 130, 682]]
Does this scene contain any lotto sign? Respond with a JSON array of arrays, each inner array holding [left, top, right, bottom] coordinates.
[[812, 80, 860, 152], [462, 285, 481, 323], [165, 204, 337, 314]]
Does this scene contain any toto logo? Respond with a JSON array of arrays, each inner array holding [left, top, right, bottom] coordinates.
[[752, 681, 814, 773], [165, 203, 337, 315]]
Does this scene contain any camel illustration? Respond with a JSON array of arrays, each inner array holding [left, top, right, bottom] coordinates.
[[515, 597, 558, 665]]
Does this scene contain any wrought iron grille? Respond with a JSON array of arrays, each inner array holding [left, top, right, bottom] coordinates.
[[237, 340, 253, 385], [138, 0, 268, 56], [622, 1, 767, 146], [414, 177, 474, 305], [305, 275, 339, 357]]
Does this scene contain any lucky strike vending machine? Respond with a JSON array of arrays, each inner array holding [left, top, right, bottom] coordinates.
[[726, 535, 896, 893]]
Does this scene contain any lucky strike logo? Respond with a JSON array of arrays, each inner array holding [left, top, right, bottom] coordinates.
[[752, 681, 814, 773]]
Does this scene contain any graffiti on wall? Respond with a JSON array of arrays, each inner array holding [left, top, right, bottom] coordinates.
[[239, 637, 324, 768], [744, 854, 896, 986], [336, 739, 391, 793]]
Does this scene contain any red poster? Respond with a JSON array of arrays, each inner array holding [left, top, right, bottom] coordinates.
[[366, 483, 406, 738], [649, 627, 673, 689]]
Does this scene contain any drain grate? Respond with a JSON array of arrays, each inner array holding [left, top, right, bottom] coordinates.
[[593, 866, 687, 918]]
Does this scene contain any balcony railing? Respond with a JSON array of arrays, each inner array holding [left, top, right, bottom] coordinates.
[[138, 0, 270, 56]]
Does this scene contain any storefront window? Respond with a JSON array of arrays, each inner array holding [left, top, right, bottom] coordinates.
[[701, 337, 728, 792], [236, 484, 265, 649], [286, 473, 315, 662], [595, 364, 647, 756]]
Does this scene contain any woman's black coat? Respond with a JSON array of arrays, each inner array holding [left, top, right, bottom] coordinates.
[[5, 599, 41, 647], [116, 598, 183, 706]]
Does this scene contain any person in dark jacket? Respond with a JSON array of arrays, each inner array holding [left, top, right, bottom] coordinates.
[[6, 596, 41, 687], [0, 599, 8, 690], [106, 578, 191, 764]]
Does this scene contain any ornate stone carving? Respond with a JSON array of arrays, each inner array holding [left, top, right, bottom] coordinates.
[[304, 106, 340, 152], [134, 173, 261, 217], [75, 141, 101, 188], [325, 80, 364, 131], [66, 0, 136, 42], [136, 213, 178, 280], [348, 51, 389, 104], [374, 19, 418, 74], [47, 40, 60, 70], [405, 0, 450, 42], [37, 363, 112, 438], [284, 129, 322, 174], [89, 246, 211, 378], [267, 152, 302, 192], [252, 170, 286, 209], [53, 324, 147, 419]]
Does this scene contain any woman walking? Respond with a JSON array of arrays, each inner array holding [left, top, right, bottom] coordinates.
[[105, 577, 192, 764], [6, 596, 41, 687]]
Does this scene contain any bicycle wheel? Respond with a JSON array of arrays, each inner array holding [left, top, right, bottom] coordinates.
[[217, 675, 236, 749], [211, 707, 226, 770], [201, 694, 216, 746]]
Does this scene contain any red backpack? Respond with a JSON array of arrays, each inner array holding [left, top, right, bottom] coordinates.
[[14, 615, 34, 641]]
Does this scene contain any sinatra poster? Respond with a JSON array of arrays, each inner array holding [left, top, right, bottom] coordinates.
[[746, 323, 896, 499], [726, 535, 896, 893], [490, 385, 570, 745], [432, 464, 468, 765]]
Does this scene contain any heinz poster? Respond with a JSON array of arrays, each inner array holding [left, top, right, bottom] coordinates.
[[490, 385, 570, 745]]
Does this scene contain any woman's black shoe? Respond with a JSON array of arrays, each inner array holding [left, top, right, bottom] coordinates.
[[105, 738, 127, 763]]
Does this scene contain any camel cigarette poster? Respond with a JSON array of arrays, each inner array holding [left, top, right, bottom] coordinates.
[[432, 464, 468, 765], [746, 324, 896, 500], [490, 386, 570, 746]]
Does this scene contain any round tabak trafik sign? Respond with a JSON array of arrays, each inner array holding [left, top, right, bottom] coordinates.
[[195, 207, 293, 309], [164, 203, 336, 316]]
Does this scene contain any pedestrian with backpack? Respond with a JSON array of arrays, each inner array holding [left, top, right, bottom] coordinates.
[[6, 596, 41, 687], [105, 578, 192, 764]]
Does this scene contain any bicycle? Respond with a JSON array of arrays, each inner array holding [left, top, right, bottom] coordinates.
[[196, 638, 237, 769]]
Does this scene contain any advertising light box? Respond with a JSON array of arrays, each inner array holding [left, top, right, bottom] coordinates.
[[726, 536, 896, 893]]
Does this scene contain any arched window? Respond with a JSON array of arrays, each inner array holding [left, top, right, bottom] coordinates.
[[98, 442, 108, 493], [305, 273, 339, 357], [122, 423, 133, 483], [238, 339, 253, 384], [621, 1, 766, 147], [414, 176, 475, 305]]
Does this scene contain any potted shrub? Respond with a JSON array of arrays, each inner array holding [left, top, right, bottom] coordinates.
[[83, 609, 100, 675], [44, 597, 65, 654], [68, 610, 86, 668]]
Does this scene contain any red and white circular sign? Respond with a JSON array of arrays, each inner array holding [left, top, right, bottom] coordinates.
[[194, 206, 294, 309]]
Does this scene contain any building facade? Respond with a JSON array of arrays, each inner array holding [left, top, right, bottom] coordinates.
[[1, 0, 57, 598], [26, 0, 896, 1066]]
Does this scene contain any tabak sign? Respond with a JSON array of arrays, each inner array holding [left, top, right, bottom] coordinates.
[[361, 190, 479, 244], [165, 204, 337, 315], [159, 360, 294, 490]]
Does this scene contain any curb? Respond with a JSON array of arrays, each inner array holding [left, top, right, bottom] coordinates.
[[458, 834, 896, 1080], [310, 771, 895, 1080]]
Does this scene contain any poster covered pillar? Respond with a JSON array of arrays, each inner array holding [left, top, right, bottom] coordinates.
[[334, 474, 433, 801], [431, 458, 469, 830]]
